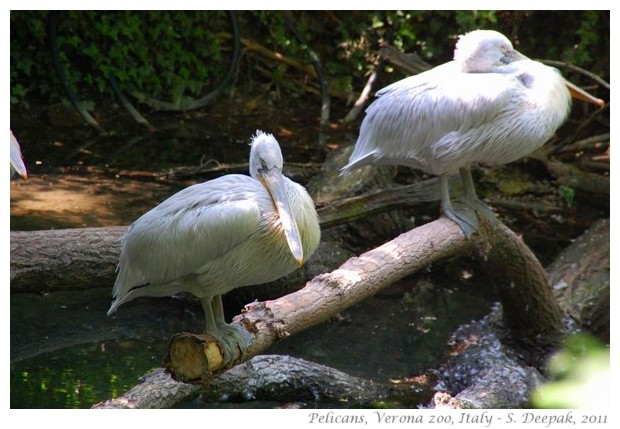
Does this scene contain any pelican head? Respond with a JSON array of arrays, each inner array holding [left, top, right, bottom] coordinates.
[[249, 130, 304, 266], [454, 29, 527, 73], [249, 130, 284, 178]]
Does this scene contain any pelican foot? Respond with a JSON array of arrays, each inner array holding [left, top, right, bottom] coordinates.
[[462, 196, 498, 226], [442, 201, 480, 238], [209, 324, 253, 366]]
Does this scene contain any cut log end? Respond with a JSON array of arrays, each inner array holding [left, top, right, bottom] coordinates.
[[164, 333, 226, 383]]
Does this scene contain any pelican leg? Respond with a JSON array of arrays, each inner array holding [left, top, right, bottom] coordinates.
[[458, 168, 497, 226], [439, 174, 479, 237], [201, 295, 252, 366], [202, 297, 219, 332]]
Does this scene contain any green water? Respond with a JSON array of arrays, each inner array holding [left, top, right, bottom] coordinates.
[[10, 340, 164, 409], [9, 271, 495, 408]]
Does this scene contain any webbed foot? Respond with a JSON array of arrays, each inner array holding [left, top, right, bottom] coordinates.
[[462, 196, 497, 226], [209, 323, 252, 366], [442, 200, 480, 238]]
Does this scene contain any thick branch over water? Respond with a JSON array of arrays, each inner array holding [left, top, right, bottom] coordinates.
[[166, 217, 471, 382], [484, 223, 565, 360], [164, 217, 563, 384]]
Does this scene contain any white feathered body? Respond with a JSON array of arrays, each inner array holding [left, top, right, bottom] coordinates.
[[342, 59, 571, 176], [108, 174, 320, 313]]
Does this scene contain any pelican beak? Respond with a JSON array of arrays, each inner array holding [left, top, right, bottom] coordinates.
[[506, 51, 605, 108], [260, 167, 304, 267], [564, 79, 605, 108], [10, 132, 28, 180]]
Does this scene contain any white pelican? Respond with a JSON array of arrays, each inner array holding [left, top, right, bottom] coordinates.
[[108, 130, 321, 364], [10, 131, 28, 180], [341, 29, 604, 236]]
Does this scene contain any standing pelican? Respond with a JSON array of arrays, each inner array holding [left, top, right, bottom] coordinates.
[[341, 29, 604, 236], [10, 130, 28, 180], [108, 130, 321, 364]]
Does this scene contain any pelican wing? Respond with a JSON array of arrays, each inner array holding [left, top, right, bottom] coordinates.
[[112, 175, 266, 299], [343, 64, 521, 175]]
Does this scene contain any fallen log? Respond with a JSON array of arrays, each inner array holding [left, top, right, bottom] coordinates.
[[10, 226, 125, 293], [94, 354, 433, 409], [9, 184, 437, 294], [548, 218, 609, 343], [91, 367, 201, 409], [432, 311, 547, 409]]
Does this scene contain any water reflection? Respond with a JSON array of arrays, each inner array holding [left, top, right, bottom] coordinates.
[[11, 340, 164, 408]]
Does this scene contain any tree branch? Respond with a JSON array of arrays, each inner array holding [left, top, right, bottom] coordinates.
[[166, 217, 472, 382], [164, 217, 564, 383]]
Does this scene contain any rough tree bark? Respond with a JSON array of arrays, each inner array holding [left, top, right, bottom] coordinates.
[[483, 222, 565, 365], [548, 218, 609, 343], [10, 226, 125, 293], [94, 354, 431, 409]]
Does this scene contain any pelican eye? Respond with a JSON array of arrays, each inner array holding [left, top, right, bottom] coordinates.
[[259, 159, 270, 174]]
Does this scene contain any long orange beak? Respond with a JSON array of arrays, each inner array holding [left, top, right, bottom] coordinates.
[[565, 80, 605, 108]]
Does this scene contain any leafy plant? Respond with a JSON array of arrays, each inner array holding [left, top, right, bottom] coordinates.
[[9, 11, 609, 108], [558, 185, 576, 208], [531, 334, 610, 409]]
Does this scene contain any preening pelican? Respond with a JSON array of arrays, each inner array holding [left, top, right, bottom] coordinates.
[[10, 131, 28, 180], [108, 131, 321, 363], [341, 29, 604, 236]]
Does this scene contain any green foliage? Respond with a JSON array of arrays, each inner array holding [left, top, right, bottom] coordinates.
[[9, 11, 609, 108], [11, 11, 229, 105], [10, 11, 53, 102], [530, 334, 609, 409], [68, 11, 228, 102], [558, 185, 576, 208]]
